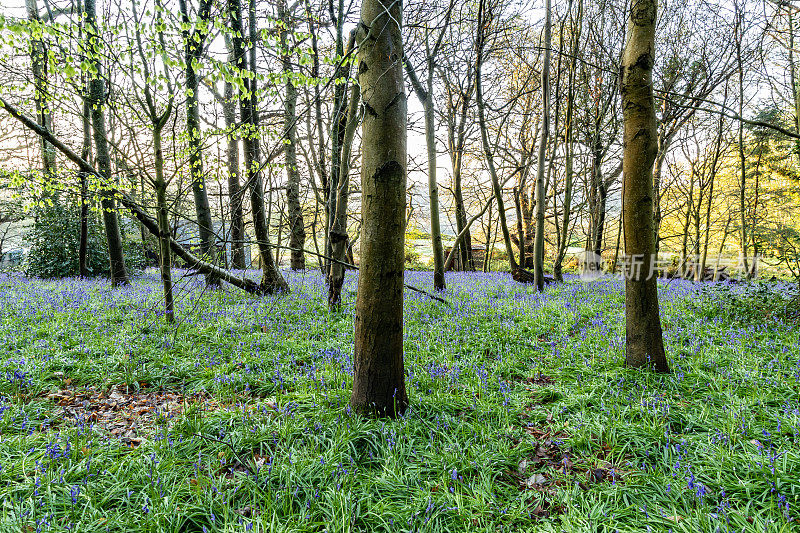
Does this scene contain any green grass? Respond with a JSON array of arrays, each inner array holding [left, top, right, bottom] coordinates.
[[0, 271, 798, 532]]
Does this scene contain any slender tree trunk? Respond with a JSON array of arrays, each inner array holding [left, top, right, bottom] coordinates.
[[328, 79, 360, 309], [326, 0, 347, 279], [223, 38, 246, 269], [179, 0, 218, 287], [79, 93, 91, 277], [790, 9, 800, 163], [476, 0, 517, 272], [681, 174, 694, 277], [85, 0, 129, 286], [448, 84, 475, 271], [406, 55, 446, 291], [514, 187, 526, 267], [532, 0, 551, 291], [620, 0, 668, 372], [735, 7, 749, 278], [228, 0, 288, 292], [153, 127, 174, 322], [279, 0, 306, 270], [554, 0, 580, 282], [26, 0, 57, 181], [350, 0, 408, 417]]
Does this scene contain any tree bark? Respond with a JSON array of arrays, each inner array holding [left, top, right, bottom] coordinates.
[[350, 0, 408, 417], [279, 0, 306, 270], [85, 0, 129, 286], [620, 0, 668, 372]]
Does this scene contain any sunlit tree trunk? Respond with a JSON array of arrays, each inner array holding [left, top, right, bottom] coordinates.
[[620, 0, 668, 372], [350, 0, 408, 417]]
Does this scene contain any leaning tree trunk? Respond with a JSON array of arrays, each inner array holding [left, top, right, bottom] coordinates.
[[533, 0, 551, 291], [85, 0, 129, 286], [620, 0, 668, 372], [279, 0, 306, 270], [350, 0, 408, 418]]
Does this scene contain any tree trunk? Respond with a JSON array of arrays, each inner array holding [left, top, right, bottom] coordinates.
[[513, 187, 526, 267], [620, 0, 668, 372], [26, 0, 57, 181], [350, 0, 408, 417], [179, 0, 219, 288], [405, 55, 446, 291], [223, 37, 246, 269], [328, 78, 360, 309], [533, 0, 551, 291], [228, 0, 289, 292], [554, 0, 580, 282], [476, 0, 517, 272], [154, 127, 174, 322], [79, 93, 91, 278], [279, 0, 306, 270], [326, 0, 348, 279], [448, 80, 475, 271], [85, 0, 129, 286]]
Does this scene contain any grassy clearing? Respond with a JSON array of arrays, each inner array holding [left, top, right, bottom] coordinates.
[[0, 270, 798, 532]]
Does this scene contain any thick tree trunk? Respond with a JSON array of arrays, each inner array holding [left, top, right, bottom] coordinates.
[[279, 0, 306, 270], [228, 0, 289, 292], [328, 79, 360, 309], [620, 0, 668, 372], [533, 0, 551, 291], [350, 0, 408, 417], [85, 0, 129, 286]]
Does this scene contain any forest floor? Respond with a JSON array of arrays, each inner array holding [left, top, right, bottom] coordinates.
[[0, 270, 798, 532]]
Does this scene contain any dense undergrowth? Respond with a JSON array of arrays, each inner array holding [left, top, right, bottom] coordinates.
[[0, 270, 798, 532]]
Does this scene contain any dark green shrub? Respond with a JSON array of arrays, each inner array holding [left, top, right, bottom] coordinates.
[[26, 202, 145, 278]]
